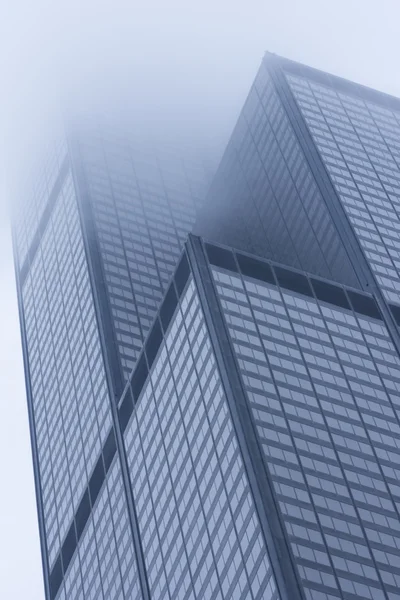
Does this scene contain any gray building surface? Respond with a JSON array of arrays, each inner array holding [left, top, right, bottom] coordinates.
[[12, 55, 400, 600], [62, 235, 400, 600], [12, 126, 215, 600], [197, 238, 400, 600], [196, 53, 400, 316]]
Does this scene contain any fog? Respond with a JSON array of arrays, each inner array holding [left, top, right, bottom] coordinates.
[[1, 1, 399, 598]]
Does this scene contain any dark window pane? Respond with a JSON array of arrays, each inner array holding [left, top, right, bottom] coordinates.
[[131, 355, 148, 403], [174, 252, 190, 296], [89, 455, 105, 506], [274, 265, 313, 297], [103, 428, 117, 473], [49, 556, 63, 600], [61, 522, 77, 572], [390, 303, 400, 326], [118, 391, 134, 433], [75, 490, 91, 540], [205, 242, 238, 272], [160, 284, 178, 333], [145, 318, 163, 369], [347, 291, 381, 320], [237, 252, 275, 285], [311, 278, 350, 310]]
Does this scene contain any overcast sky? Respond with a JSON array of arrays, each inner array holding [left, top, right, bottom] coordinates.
[[1, 1, 400, 598]]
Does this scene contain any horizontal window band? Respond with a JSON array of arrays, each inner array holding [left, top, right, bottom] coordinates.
[[204, 238, 382, 320]]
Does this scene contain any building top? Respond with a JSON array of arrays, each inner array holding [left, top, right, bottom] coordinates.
[[118, 234, 395, 428], [263, 51, 400, 114]]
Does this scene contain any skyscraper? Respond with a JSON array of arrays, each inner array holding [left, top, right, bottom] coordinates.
[[13, 55, 400, 600], [188, 237, 400, 600], [12, 125, 217, 600], [197, 53, 400, 314]]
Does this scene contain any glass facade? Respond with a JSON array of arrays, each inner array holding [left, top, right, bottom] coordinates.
[[55, 456, 142, 600], [14, 54, 400, 600], [14, 151, 143, 600], [206, 240, 400, 600], [196, 53, 400, 318], [195, 60, 361, 289], [111, 236, 400, 600], [120, 270, 280, 600], [21, 172, 113, 568], [14, 137, 67, 270], [286, 71, 400, 304], [73, 128, 214, 381], [13, 124, 217, 600]]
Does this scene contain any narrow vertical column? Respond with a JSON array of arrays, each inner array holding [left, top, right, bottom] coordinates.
[[12, 228, 52, 600], [69, 140, 151, 600]]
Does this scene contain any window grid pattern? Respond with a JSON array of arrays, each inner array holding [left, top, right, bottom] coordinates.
[[21, 174, 112, 566], [198, 65, 360, 289], [78, 134, 212, 379], [287, 73, 400, 304], [14, 138, 67, 267], [56, 457, 142, 600], [213, 265, 400, 600], [123, 277, 279, 600]]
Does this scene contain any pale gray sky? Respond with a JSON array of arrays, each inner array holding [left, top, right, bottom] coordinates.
[[1, 1, 400, 598]]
